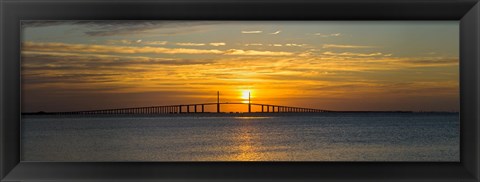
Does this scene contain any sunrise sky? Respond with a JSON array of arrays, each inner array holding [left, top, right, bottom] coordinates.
[[21, 21, 459, 112]]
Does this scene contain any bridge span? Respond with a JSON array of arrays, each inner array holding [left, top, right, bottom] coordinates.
[[53, 102, 330, 115]]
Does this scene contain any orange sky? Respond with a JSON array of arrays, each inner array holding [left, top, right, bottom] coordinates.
[[21, 21, 459, 112]]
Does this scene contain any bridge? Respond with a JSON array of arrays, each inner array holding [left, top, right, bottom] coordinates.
[[45, 91, 330, 115]]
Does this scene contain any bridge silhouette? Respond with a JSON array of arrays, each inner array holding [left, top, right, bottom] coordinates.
[[45, 91, 330, 115]]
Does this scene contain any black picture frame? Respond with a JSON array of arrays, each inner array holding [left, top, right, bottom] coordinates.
[[1, 0, 479, 181]]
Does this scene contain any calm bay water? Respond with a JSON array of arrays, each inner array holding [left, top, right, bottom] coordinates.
[[21, 113, 459, 161]]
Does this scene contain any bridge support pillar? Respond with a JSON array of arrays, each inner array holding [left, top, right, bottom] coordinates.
[[195, 105, 197, 113], [187, 106, 190, 113], [202, 104, 204, 113], [261, 105, 264, 112]]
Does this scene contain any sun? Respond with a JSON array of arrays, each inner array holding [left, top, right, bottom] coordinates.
[[240, 90, 252, 103], [241, 90, 251, 100]]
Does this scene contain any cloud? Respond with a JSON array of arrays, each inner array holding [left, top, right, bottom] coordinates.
[[107, 40, 168, 46], [394, 57, 458, 67], [174, 42, 226, 47], [143, 41, 168, 45], [23, 41, 294, 57], [245, 43, 263, 46], [285, 44, 306, 47], [106, 40, 139, 45], [209, 42, 226, 46], [322, 44, 374, 49], [176, 42, 206, 46], [322, 51, 385, 57], [21, 52, 218, 85], [241, 30, 263, 34], [22, 20, 218, 37], [244, 43, 306, 47], [314, 33, 342, 37], [224, 49, 293, 56], [270, 30, 281, 35], [23, 42, 223, 55]]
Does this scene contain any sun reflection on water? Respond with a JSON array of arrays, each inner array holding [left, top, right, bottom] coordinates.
[[231, 122, 263, 161], [233, 117, 272, 120]]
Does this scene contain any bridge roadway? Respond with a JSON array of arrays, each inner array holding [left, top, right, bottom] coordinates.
[[53, 102, 330, 115]]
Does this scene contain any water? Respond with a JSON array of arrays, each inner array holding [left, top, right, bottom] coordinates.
[[21, 113, 459, 161]]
